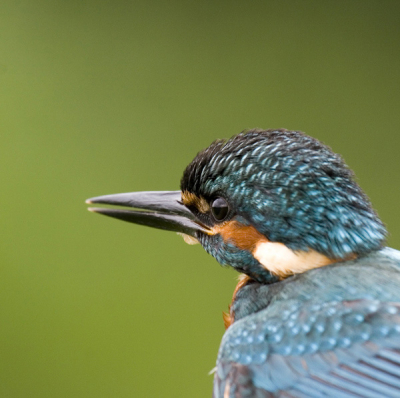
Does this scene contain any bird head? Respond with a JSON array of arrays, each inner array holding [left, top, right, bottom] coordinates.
[[87, 129, 387, 283]]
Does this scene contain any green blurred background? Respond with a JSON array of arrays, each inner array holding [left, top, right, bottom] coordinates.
[[1, 1, 400, 396]]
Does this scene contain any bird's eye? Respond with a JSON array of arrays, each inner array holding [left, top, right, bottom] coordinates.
[[211, 197, 229, 221]]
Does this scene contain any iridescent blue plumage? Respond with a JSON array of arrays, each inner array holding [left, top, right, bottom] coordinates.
[[214, 248, 400, 398], [88, 128, 400, 398]]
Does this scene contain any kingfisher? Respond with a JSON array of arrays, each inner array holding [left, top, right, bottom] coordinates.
[[87, 129, 400, 397]]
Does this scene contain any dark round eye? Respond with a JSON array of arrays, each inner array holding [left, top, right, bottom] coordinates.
[[211, 197, 229, 221]]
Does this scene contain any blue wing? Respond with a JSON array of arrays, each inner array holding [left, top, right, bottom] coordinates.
[[214, 300, 400, 398]]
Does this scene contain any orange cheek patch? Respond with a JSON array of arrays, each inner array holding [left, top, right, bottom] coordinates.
[[212, 221, 268, 251]]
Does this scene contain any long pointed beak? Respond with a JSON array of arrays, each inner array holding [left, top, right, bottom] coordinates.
[[86, 191, 209, 237]]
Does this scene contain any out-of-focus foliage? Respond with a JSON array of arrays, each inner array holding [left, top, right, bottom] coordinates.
[[1, 1, 399, 397]]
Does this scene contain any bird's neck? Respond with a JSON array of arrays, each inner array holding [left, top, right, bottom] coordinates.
[[224, 251, 355, 328], [222, 244, 353, 325], [223, 260, 345, 328], [222, 251, 338, 328]]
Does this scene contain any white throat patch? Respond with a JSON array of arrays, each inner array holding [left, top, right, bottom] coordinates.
[[253, 240, 334, 279]]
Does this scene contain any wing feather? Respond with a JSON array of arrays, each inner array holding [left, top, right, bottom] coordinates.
[[214, 301, 400, 397]]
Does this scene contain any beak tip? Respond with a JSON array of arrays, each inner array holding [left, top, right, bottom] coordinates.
[[85, 198, 94, 204], [87, 207, 98, 213]]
